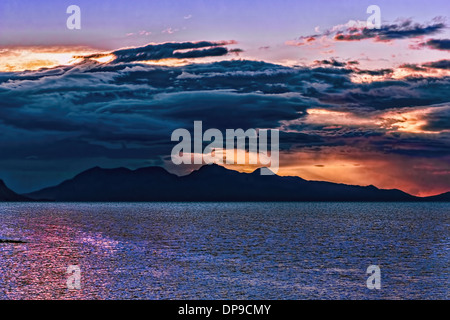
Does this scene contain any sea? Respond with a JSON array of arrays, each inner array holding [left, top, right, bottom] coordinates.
[[0, 202, 448, 299]]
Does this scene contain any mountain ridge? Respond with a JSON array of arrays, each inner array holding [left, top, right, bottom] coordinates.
[[20, 164, 450, 202]]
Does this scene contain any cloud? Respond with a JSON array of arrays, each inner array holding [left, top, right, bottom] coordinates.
[[162, 27, 179, 34], [399, 63, 428, 72], [399, 59, 450, 71], [0, 46, 96, 72], [287, 17, 447, 46], [314, 59, 347, 67], [335, 18, 446, 41], [81, 41, 239, 64], [417, 39, 450, 51], [422, 59, 450, 70]]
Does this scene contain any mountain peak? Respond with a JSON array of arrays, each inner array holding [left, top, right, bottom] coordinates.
[[195, 164, 230, 174]]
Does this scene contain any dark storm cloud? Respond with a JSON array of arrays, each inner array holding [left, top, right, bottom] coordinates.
[[354, 68, 393, 76], [399, 63, 428, 72], [422, 105, 450, 132], [314, 59, 347, 67], [422, 59, 450, 70], [81, 41, 238, 63], [289, 17, 447, 44], [399, 60, 450, 71], [419, 39, 450, 51], [334, 18, 446, 41], [3, 58, 448, 143]]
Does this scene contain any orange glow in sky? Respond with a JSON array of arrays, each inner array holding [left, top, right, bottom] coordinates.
[[280, 105, 450, 135], [0, 47, 100, 72]]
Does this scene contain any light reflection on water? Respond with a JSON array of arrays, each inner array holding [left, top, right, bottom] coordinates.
[[0, 202, 448, 299]]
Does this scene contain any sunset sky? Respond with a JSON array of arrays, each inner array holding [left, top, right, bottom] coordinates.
[[0, 0, 449, 196]]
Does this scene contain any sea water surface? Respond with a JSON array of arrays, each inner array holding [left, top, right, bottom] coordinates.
[[0, 202, 448, 300]]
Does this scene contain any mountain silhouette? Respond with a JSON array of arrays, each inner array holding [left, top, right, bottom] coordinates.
[[421, 191, 450, 202], [0, 180, 30, 202], [22, 164, 448, 202]]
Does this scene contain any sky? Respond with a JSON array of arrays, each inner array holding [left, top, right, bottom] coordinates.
[[0, 0, 449, 196]]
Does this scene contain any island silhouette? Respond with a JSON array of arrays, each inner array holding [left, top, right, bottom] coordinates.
[[0, 164, 446, 202]]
